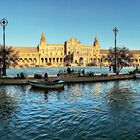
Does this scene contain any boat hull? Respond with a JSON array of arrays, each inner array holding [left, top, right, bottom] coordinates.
[[28, 80, 64, 89]]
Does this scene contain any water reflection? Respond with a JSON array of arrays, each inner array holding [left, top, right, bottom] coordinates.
[[0, 80, 140, 139], [105, 81, 133, 113], [0, 86, 16, 120], [17, 85, 31, 93], [93, 82, 101, 96], [101, 81, 136, 139], [30, 86, 64, 93]]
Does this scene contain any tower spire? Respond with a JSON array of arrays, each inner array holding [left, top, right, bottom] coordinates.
[[93, 36, 99, 46], [40, 32, 46, 43], [38, 32, 47, 51]]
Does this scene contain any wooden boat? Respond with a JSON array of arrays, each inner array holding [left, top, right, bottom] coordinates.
[[28, 79, 64, 89]]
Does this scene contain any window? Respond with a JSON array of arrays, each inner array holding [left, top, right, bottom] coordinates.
[[41, 58, 44, 63]]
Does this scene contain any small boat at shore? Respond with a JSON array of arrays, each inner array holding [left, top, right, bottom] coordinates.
[[28, 79, 64, 89]]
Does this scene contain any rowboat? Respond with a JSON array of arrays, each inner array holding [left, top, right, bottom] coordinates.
[[28, 79, 64, 89]]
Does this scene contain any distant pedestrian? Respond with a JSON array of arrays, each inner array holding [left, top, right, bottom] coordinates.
[[67, 67, 71, 74], [71, 69, 74, 73], [82, 69, 85, 75], [109, 65, 111, 71], [57, 73, 61, 80], [113, 66, 115, 73], [44, 73, 48, 80]]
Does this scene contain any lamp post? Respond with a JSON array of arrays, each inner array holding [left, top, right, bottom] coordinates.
[[0, 18, 8, 76], [113, 27, 118, 74]]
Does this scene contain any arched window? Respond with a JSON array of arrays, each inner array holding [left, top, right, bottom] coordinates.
[[41, 58, 44, 63], [79, 57, 83, 64], [105, 58, 108, 62], [29, 58, 32, 61], [34, 58, 37, 63], [24, 58, 28, 62]]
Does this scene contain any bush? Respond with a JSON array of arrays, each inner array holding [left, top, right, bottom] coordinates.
[[34, 74, 42, 79], [86, 72, 95, 76], [17, 72, 27, 79]]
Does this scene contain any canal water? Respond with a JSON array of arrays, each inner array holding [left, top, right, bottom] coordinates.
[[0, 67, 140, 140]]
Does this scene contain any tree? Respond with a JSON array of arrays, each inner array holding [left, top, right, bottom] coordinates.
[[107, 46, 134, 74], [0, 46, 19, 76]]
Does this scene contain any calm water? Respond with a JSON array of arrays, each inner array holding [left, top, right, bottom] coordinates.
[[0, 67, 140, 140]]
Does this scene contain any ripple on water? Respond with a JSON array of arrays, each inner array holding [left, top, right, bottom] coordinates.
[[0, 80, 140, 139]]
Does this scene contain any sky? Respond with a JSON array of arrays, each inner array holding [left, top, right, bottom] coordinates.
[[0, 0, 140, 50]]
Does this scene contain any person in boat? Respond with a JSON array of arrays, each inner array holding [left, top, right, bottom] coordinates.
[[44, 73, 48, 81]]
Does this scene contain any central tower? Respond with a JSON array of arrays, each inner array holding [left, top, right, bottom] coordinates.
[[38, 32, 47, 54]]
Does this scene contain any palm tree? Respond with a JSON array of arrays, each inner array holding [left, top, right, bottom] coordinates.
[[0, 46, 19, 76], [107, 46, 134, 74]]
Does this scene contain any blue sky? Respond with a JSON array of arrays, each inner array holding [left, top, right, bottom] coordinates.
[[0, 0, 140, 50]]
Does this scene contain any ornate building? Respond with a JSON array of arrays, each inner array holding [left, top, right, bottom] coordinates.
[[13, 33, 140, 68], [13, 33, 100, 67]]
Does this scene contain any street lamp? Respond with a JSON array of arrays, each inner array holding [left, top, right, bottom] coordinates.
[[113, 27, 118, 74], [0, 18, 8, 76]]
